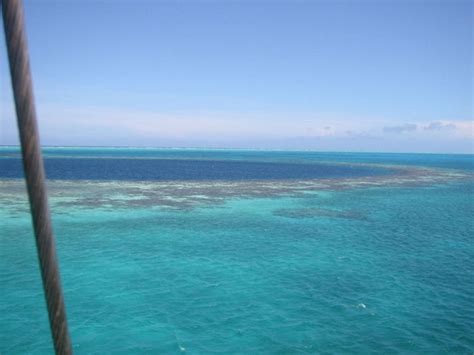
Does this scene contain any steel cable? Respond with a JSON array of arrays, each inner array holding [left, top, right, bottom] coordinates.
[[2, 1, 72, 353]]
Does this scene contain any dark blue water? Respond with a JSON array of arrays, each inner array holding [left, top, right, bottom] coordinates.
[[1, 146, 472, 172], [0, 157, 391, 181]]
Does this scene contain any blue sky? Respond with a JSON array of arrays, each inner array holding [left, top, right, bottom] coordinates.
[[1, 0, 472, 152]]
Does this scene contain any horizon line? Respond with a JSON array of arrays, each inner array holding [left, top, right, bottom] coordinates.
[[0, 145, 473, 156]]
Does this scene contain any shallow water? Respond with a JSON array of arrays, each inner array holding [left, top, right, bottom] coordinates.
[[1, 148, 473, 353]]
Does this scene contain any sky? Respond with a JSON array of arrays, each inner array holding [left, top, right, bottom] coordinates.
[[1, 0, 472, 153]]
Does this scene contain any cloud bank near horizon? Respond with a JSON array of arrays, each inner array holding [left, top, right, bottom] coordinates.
[[1, 104, 472, 153]]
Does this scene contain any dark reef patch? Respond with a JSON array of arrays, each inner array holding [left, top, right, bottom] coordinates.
[[273, 208, 368, 220], [0, 163, 471, 214]]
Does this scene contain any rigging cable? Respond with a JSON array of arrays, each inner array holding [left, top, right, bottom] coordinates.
[[2, 0, 72, 353]]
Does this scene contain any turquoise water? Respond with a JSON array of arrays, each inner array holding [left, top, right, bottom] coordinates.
[[1, 148, 473, 353]]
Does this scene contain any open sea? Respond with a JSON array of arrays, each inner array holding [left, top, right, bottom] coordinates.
[[1, 147, 473, 354]]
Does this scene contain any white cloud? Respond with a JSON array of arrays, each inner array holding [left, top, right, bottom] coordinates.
[[424, 121, 456, 131], [383, 123, 418, 134]]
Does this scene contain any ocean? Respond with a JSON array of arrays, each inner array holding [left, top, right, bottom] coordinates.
[[1, 147, 473, 354]]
